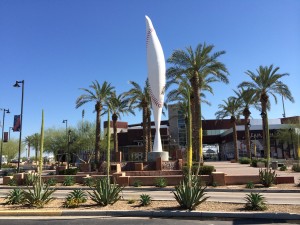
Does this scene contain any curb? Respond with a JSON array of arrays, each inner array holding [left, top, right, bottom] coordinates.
[[0, 210, 299, 220]]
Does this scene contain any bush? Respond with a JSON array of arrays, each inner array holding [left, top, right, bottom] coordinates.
[[133, 179, 142, 187], [173, 174, 209, 210], [245, 181, 255, 189], [154, 177, 167, 188], [58, 168, 79, 175], [63, 176, 75, 186], [292, 164, 300, 172], [88, 178, 123, 206], [83, 177, 95, 187], [127, 199, 135, 204], [239, 157, 251, 164], [279, 165, 287, 171], [63, 189, 87, 208], [23, 180, 56, 208], [251, 158, 267, 167], [244, 192, 267, 211], [259, 169, 277, 187], [46, 178, 57, 186], [4, 188, 25, 205], [183, 165, 215, 175], [7, 179, 17, 186], [139, 194, 151, 206]]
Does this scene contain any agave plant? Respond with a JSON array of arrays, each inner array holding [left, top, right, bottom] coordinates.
[[139, 194, 151, 206], [244, 192, 267, 211], [23, 180, 56, 208], [4, 188, 25, 205], [88, 178, 123, 206], [63, 189, 87, 208], [173, 174, 209, 210]]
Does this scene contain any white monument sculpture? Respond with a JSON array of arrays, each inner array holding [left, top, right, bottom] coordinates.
[[145, 15, 169, 161]]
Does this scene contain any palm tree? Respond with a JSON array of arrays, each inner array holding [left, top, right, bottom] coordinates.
[[76, 80, 115, 166], [239, 65, 294, 166], [124, 80, 151, 161], [167, 43, 229, 163], [24, 136, 33, 159], [234, 88, 259, 159], [103, 92, 135, 154], [215, 97, 242, 161]]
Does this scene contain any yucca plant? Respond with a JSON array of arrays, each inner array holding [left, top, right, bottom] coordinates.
[[25, 173, 39, 186], [154, 177, 167, 188], [63, 176, 75, 186], [244, 192, 267, 211], [259, 169, 277, 187], [83, 177, 95, 187], [46, 178, 57, 186], [23, 180, 56, 208], [133, 180, 142, 187], [88, 178, 123, 206], [7, 179, 17, 186], [63, 189, 87, 208], [4, 188, 25, 205], [139, 194, 151, 206], [173, 174, 209, 210], [245, 181, 255, 189]]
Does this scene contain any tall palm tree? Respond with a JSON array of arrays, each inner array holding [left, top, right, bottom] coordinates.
[[76, 80, 115, 166], [167, 43, 229, 162], [215, 97, 242, 161], [124, 80, 151, 161], [24, 136, 33, 159], [234, 88, 259, 159], [239, 65, 294, 166], [103, 92, 135, 153]]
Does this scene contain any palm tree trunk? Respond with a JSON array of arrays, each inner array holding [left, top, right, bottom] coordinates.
[[243, 107, 251, 159], [95, 103, 101, 166], [112, 114, 118, 153], [190, 75, 200, 162], [142, 104, 148, 161], [107, 110, 111, 182], [187, 90, 192, 177], [261, 93, 270, 168], [147, 107, 152, 153], [199, 102, 203, 164], [231, 117, 238, 161]]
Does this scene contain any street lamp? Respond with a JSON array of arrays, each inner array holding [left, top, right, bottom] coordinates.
[[13, 80, 24, 173], [67, 129, 71, 169], [0, 108, 10, 169], [62, 120, 68, 165]]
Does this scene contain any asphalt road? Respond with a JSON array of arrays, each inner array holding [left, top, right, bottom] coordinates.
[[0, 217, 299, 225], [0, 188, 299, 205]]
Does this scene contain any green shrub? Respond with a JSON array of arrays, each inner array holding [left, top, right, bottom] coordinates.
[[127, 199, 135, 204], [239, 157, 251, 164], [23, 180, 56, 208], [173, 174, 209, 210], [139, 194, 151, 206], [133, 180, 142, 187], [63, 176, 75, 186], [83, 177, 95, 187], [251, 158, 267, 167], [46, 178, 57, 186], [63, 189, 87, 208], [7, 179, 17, 186], [259, 169, 277, 187], [183, 165, 215, 175], [154, 177, 167, 188], [58, 168, 79, 175], [279, 165, 287, 171], [4, 188, 25, 205], [244, 192, 267, 211], [212, 181, 218, 187], [245, 181, 255, 189], [292, 164, 300, 172], [47, 171, 55, 175], [88, 178, 123, 206]]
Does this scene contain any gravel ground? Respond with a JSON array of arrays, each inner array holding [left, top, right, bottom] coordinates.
[[0, 198, 299, 214]]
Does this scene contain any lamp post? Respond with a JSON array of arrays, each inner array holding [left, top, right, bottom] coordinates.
[[62, 119, 68, 165], [67, 129, 71, 169], [247, 121, 251, 160], [0, 108, 10, 169], [13, 80, 24, 173]]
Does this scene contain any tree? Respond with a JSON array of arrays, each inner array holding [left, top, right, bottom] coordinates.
[[124, 80, 151, 161], [167, 43, 229, 163], [76, 80, 115, 167], [103, 92, 134, 154], [215, 97, 242, 161], [234, 88, 259, 159], [2, 138, 22, 161], [239, 65, 294, 167]]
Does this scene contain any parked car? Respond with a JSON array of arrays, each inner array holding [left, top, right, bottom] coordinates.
[[10, 158, 22, 163]]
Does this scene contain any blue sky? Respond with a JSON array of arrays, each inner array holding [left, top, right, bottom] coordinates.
[[0, 0, 299, 142]]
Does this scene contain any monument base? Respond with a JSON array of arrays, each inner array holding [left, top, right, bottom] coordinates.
[[147, 151, 169, 162]]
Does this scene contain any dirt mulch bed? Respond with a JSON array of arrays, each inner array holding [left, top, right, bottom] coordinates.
[[0, 198, 299, 214]]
